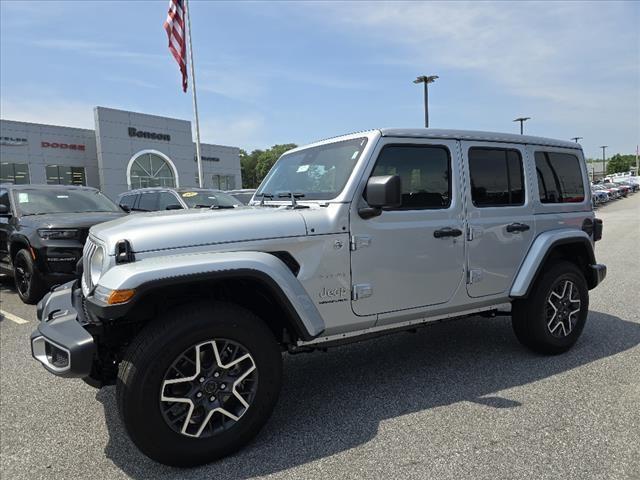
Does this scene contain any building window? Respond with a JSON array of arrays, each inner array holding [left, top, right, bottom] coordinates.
[[129, 152, 176, 188], [0, 162, 30, 184], [468, 148, 524, 207], [46, 165, 86, 186], [212, 174, 236, 190]]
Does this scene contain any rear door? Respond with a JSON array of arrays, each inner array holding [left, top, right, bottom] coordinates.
[[350, 138, 465, 317], [462, 142, 536, 298]]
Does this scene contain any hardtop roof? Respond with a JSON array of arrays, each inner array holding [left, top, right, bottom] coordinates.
[[379, 128, 581, 149]]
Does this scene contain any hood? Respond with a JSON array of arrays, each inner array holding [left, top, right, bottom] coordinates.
[[19, 211, 125, 230], [90, 206, 308, 254]]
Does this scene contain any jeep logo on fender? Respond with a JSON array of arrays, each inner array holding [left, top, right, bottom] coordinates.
[[128, 127, 171, 142]]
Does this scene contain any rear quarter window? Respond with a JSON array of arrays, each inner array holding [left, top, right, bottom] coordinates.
[[535, 152, 585, 203]]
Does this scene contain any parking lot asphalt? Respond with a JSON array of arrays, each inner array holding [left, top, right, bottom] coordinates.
[[1, 195, 639, 480]]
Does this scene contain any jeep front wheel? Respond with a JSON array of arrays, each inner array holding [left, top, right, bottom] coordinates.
[[116, 301, 283, 466], [511, 261, 589, 354]]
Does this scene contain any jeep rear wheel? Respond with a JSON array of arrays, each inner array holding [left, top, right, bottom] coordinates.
[[512, 261, 589, 354], [116, 301, 282, 467]]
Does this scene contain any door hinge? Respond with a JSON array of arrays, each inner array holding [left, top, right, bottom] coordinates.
[[467, 269, 483, 284], [352, 283, 373, 300], [350, 235, 372, 251]]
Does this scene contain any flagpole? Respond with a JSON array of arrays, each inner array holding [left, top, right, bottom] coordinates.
[[185, 0, 203, 188]]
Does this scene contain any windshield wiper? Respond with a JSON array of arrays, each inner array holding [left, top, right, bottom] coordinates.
[[277, 192, 307, 209], [257, 192, 274, 206]]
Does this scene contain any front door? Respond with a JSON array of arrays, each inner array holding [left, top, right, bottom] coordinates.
[[350, 139, 465, 317], [461, 142, 536, 298]]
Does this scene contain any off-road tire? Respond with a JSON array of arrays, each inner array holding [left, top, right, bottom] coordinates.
[[512, 261, 589, 354], [13, 249, 45, 304], [116, 301, 283, 467]]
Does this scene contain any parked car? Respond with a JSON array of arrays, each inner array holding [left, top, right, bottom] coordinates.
[[605, 182, 629, 197], [0, 184, 125, 303], [117, 187, 243, 212], [225, 188, 256, 205], [590, 185, 609, 205], [31, 129, 606, 466], [594, 184, 620, 199]]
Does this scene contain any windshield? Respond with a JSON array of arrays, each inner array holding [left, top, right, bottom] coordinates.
[[256, 137, 368, 200], [13, 188, 120, 216], [178, 190, 242, 208]]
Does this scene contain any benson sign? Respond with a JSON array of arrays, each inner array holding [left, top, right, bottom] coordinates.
[[128, 127, 171, 142]]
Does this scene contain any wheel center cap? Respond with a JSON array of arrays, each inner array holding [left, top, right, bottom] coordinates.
[[203, 380, 217, 394]]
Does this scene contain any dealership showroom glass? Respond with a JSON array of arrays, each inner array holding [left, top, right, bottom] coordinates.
[[0, 106, 242, 200]]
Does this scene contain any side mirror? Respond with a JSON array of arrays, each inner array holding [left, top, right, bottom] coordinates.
[[165, 204, 183, 210], [119, 204, 131, 213], [359, 175, 401, 219], [0, 204, 10, 216]]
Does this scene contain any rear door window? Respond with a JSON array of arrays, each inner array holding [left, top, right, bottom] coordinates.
[[468, 148, 524, 207], [157, 192, 181, 210], [535, 152, 585, 203], [137, 192, 159, 211]]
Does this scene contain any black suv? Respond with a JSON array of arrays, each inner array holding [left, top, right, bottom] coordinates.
[[117, 187, 242, 212], [0, 184, 125, 304]]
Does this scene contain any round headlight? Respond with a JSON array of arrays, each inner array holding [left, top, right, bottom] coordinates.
[[90, 246, 104, 286]]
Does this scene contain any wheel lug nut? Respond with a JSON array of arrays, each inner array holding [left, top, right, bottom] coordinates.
[[220, 384, 226, 390], [209, 396, 216, 401], [196, 392, 202, 398], [214, 372, 220, 378], [199, 377, 205, 383]]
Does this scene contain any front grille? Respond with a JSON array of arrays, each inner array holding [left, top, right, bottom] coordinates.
[[82, 238, 98, 295]]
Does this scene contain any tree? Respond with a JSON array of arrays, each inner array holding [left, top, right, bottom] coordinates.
[[240, 144, 297, 188], [606, 153, 637, 174]]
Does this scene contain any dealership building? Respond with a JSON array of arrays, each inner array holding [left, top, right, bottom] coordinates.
[[0, 106, 242, 200]]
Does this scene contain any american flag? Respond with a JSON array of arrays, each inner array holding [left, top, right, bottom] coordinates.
[[163, 0, 188, 92]]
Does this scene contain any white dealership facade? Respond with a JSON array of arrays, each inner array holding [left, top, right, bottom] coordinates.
[[0, 106, 242, 200]]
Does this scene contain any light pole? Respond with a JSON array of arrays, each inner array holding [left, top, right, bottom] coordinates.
[[513, 117, 530, 135], [600, 145, 608, 179], [571, 136, 583, 143], [413, 75, 438, 128]]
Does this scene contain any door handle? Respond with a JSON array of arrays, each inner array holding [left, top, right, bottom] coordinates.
[[434, 227, 463, 238], [506, 222, 530, 233]]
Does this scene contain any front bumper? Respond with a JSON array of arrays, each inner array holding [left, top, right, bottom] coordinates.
[[30, 281, 95, 378]]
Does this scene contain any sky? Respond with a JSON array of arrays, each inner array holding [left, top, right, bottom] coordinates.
[[1, 0, 638, 159]]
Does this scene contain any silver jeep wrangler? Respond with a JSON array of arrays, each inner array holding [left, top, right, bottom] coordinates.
[[31, 129, 606, 466]]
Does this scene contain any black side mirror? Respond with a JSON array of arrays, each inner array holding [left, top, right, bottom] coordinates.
[[0, 204, 10, 216], [119, 204, 131, 213], [359, 175, 402, 219], [165, 204, 183, 210]]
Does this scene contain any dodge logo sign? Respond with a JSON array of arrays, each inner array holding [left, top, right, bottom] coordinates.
[[128, 127, 171, 142], [42, 141, 85, 151]]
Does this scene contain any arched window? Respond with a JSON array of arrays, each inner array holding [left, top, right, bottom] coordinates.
[[127, 151, 178, 189]]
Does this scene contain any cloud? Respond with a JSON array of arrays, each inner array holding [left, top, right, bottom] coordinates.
[[0, 97, 95, 130], [105, 76, 160, 90], [199, 115, 267, 150], [303, 1, 639, 155], [29, 38, 164, 62]]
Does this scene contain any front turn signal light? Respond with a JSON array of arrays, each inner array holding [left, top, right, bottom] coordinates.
[[107, 289, 136, 305]]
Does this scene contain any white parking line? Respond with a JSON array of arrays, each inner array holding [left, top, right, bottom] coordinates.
[[0, 309, 29, 325]]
